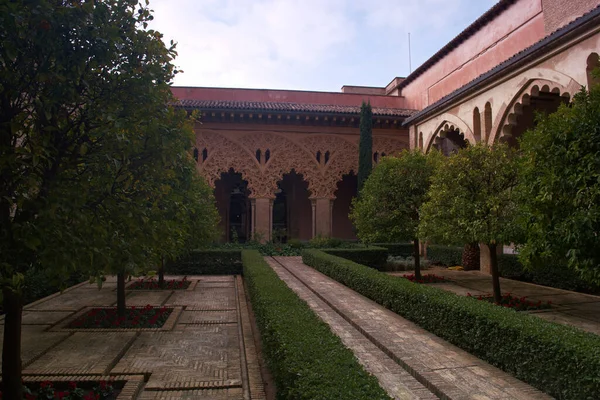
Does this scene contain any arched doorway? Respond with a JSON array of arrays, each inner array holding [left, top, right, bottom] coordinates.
[[504, 90, 570, 147], [332, 173, 358, 240], [434, 129, 468, 155], [214, 170, 252, 243], [275, 171, 312, 241]]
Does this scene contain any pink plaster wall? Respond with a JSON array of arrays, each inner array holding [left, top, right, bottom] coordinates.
[[401, 0, 546, 110], [542, 0, 600, 34]]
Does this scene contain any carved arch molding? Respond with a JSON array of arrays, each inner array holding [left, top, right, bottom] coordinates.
[[195, 131, 407, 199]]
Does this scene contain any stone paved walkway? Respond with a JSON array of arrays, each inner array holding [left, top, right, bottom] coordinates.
[[389, 267, 600, 335], [0, 275, 266, 400], [271, 256, 552, 400]]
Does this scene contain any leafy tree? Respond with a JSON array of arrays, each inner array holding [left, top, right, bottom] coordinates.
[[517, 87, 600, 285], [350, 150, 442, 279], [0, 0, 217, 396], [419, 143, 519, 302], [357, 101, 373, 193]]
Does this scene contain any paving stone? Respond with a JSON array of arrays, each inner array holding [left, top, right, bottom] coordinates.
[[25, 332, 137, 375], [137, 388, 244, 399], [27, 289, 117, 311], [0, 325, 69, 369], [274, 256, 551, 400], [126, 291, 173, 306], [112, 325, 241, 389], [22, 311, 74, 325], [266, 258, 437, 400], [178, 310, 238, 325], [165, 289, 236, 310]]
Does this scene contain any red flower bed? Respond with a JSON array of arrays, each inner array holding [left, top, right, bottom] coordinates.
[[402, 273, 449, 283], [467, 292, 552, 311], [127, 277, 190, 290], [68, 305, 172, 329], [0, 379, 119, 399]]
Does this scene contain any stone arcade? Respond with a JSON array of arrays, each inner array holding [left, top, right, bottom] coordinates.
[[172, 0, 600, 267]]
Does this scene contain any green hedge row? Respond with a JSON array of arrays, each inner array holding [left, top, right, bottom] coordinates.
[[242, 250, 391, 400], [498, 254, 600, 294], [373, 243, 414, 257], [301, 249, 600, 400], [168, 249, 242, 275], [426, 245, 463, 266], [323, 246, 388, 270]]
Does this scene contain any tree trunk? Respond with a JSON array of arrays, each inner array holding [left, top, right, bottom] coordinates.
[[158, 257, 165, 288], [489, 243, 502, 303], [413, 238, 421, 281], [2, 287, 24, 399], [117, 272, 126, 318], [462, 242, 480, 270]]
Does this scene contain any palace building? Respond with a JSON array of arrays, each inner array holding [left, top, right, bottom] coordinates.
[[172, 0, 600, 252]]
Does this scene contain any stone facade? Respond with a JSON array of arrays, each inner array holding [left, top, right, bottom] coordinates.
[[173, 0, 600, 246]]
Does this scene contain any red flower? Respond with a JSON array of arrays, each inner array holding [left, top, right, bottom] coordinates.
[[68, 381, 77, 390]]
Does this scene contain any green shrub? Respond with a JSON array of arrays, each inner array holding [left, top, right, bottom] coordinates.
[[308, 235, 350, 249], [168, 249, 242, 274], [242, 250, 391, 400], [374, 243, 414, 257], [22, 268, 86, 305], [302, 249, 600, 399], [323, 246, 388, 270], [427, 245, 462, 266], [499, 254, 600, 294]]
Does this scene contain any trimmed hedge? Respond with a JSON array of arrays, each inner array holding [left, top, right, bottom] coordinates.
[[498, 254, 600, 295], [168, 249, 242, 274], [374, 243, 414, 257], [302, 249, 600, 400], [426, 245, 462, 266], [323, 246, 388, 270], [242, 250, 391, 400]]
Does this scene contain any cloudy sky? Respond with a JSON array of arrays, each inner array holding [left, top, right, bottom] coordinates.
[[148, 0, 498, 91]]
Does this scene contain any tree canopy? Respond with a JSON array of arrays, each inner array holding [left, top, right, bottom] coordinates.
[[357, 101, 373, 193], [0, 0, 218, 396], [517, 87, 600, 285], [419, 143, 519, 301], [351, 150, 441, 278]]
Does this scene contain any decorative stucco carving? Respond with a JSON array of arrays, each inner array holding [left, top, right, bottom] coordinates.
[[196, 131, 407, 200], [495, 80, 574, 143]]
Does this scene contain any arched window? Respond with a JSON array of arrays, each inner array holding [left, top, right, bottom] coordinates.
[[324, 151, 330, 164], [587, 53, 600, 89], [316, 151, 321, 163], [473, 107, 481, 142], [484, 102, 492, 143], [255, 149, 262, 163], [418, 132, 423, 150], [373, 152, 379, 163], [265, 149, 271, 163], [193, 148, 199, 162], [202, 148, 208, 162]]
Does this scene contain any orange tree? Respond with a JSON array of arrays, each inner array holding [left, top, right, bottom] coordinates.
[[0, 0, 217, 397], [517, 86, 600, 286], [350, 150, 442, 279], [419, 143, 520, 302]]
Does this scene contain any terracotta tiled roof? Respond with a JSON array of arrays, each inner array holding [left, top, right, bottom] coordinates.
[[396, 0, 517, 91], [403, 4, 600, 125], [176, 99, 416, 118]]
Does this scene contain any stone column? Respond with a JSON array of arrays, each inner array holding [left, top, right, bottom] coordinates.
[[251, 198, 273, 242], [311, 197, 333, 238], [479, 243, 503, 274], [409, 125, 418, 150]]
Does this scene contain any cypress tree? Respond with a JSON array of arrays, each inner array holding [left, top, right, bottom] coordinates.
[[358, 101, 373, 193]]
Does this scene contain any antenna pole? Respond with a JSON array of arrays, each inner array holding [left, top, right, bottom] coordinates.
[[408, 32, 412, 74]]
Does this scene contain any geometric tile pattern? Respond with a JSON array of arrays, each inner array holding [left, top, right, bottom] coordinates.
[[13, 274, 266, 399]]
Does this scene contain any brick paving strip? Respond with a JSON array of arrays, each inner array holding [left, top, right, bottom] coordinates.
[[271, 256, 552, 400]]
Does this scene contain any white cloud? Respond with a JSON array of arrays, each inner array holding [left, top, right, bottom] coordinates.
[[147, 0, 498, 90]]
